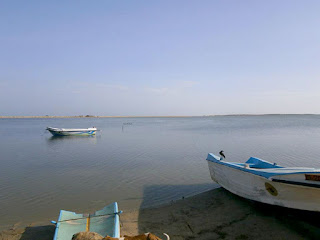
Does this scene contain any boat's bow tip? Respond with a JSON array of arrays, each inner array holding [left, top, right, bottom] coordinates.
[[207, 153, 222, 161]]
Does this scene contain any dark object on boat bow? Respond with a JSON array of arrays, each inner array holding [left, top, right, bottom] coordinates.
[[219, 150, 225, 159]]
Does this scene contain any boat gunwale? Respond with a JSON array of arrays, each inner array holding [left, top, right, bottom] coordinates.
[[48, 130, 96, 133], [53, 210, 63, 240], [206, 153, 320, 179], [113, 202, 120, 238], [47, 128, 97, 132]]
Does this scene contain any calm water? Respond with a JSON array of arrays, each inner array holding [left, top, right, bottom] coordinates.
[[1, 115, 320, 230]]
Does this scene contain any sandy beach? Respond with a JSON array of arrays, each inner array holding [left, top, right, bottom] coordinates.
[[1, 188, 320, 240]]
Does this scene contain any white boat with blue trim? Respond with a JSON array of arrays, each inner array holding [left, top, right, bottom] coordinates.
[[207, 153, 320, 211], [47, 127, 97, 136]]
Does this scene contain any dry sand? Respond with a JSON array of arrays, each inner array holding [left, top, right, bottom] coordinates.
[[1, 188, 320, 240]]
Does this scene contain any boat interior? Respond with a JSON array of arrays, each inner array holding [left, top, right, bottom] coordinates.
[[243, 157, 283, 169]]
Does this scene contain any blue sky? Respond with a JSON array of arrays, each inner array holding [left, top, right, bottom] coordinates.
[[1, 1, 319, 116]]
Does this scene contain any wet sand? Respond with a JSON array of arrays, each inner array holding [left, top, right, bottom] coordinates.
[[1, 188, 320, 240]]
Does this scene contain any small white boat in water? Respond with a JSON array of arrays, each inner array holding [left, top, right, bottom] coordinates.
[[47, 127, 97, 136], [207, 153, 320, 211]]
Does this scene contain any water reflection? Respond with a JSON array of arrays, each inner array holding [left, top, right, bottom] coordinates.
[[46, 135, 98, 144], [122, 122, 133, 132], [2, 116, 320, 230]]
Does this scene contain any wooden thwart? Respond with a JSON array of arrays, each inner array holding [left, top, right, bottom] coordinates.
[[86, 217, 90, 231]]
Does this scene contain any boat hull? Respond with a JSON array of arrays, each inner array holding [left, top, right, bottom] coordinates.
[[48, 130, 96, 136], [207, 160, 320, 212], [47, 127, 97, 136]]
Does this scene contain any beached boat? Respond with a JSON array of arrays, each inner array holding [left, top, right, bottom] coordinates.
[[207, 153, 320, 211], [52, 202, 121, 240], [46, 127, 97, 136]]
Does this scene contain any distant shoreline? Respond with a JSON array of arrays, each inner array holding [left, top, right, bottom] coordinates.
[[0, 115, 197, 119], [0, 114, 318, 119]]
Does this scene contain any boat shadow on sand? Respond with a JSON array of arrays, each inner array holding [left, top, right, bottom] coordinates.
[[132, 185, 320, 240], [18, 225, 55, 240], [8, 184, 320, 240]]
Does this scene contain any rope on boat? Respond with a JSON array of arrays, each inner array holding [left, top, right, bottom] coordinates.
[[51, 211, 122, 224]]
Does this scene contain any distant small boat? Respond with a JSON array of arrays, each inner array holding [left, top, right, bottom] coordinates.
[[207, 153, 320, 211], [46, 127, 97, 136], [52, 202, 121, 240]]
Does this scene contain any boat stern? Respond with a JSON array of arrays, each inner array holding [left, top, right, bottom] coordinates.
[[52, 202, 121, 240]]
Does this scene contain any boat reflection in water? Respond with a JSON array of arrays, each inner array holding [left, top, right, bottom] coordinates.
[[47, 134, 98, 146]]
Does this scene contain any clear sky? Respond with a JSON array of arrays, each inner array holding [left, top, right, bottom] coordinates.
[[1, 0, 319, 116]]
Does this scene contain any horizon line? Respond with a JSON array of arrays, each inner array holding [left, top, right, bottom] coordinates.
[[0, 113, 319, 119]]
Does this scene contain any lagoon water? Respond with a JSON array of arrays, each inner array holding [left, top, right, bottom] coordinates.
[[1, 115, 320, 230]]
